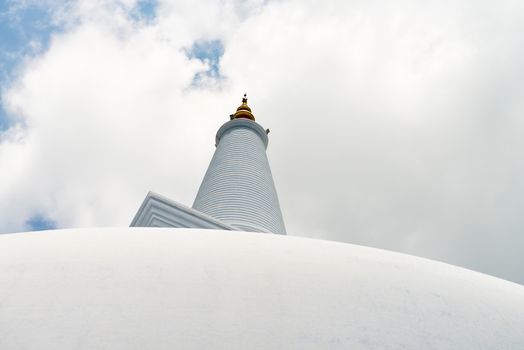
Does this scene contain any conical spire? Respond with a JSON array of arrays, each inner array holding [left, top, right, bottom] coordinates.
[[232, 93, 255, 121], [192, 95, 286, 234]]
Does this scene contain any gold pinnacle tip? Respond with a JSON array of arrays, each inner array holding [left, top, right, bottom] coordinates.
[[232, 93, 255, 121]]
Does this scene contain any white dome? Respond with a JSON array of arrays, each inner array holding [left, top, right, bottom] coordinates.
[[0, 228, 523, 349]]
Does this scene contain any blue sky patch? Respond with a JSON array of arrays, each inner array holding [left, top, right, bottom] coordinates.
[[0, 2, 62, 131], [0, 3, 59, 82], [130, 0, 158, 23], [0, 106, 9, 132], [25, 214, 57, 231], [186, 39, 225, 85]]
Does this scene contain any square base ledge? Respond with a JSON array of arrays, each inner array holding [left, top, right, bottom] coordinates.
[[130, 191, 238, 231]]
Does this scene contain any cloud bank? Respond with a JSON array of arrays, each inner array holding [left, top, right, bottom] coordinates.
[[1, 0, 524, 284]]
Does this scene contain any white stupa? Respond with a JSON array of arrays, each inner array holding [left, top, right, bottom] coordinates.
[[1, 96, 523, 349]]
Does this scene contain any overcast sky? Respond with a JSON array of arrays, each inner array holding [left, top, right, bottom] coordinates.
[[1, 0, 523, 285]]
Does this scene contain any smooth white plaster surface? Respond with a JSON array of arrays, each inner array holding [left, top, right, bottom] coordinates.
[[0, 228, 523, 349]]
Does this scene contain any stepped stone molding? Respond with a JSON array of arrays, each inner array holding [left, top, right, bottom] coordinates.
[[192, 119, 286, 234], [131, 191, 237, 230]]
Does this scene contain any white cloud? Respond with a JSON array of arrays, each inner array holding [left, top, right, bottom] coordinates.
[[1, 0, 524, 284]]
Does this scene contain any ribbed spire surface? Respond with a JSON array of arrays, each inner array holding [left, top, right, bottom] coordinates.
[[192, 97, 286, 234]]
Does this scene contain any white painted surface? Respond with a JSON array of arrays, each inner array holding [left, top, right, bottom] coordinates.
[[193, 119, 286, 234], [130, 191, 237, 230], [1, 228, 523, 349]]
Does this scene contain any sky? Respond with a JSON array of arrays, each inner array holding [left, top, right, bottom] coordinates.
[[0, 0, 523, 285]]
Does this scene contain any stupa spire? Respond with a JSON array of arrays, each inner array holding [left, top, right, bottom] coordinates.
[[132, 94, 286, 234], [192, 95, 286, 234]]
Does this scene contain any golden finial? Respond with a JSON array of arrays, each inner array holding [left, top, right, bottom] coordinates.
[[231, 93, 255, 121]]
